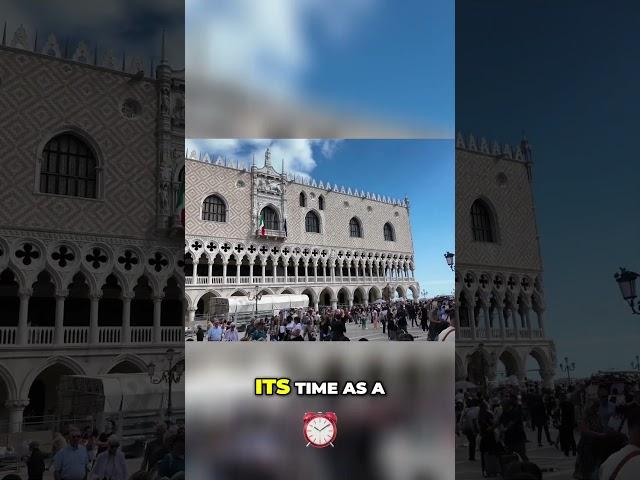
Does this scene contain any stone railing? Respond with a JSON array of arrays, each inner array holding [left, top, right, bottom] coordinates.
[[456, 325, 546, 342], [0, 326, 183, 346], [186, 275, 416, 286]]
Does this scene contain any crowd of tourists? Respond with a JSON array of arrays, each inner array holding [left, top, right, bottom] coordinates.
[[12, 420, 184, 480], [194, 298, 455, 342], [456, 378, 640, 479]]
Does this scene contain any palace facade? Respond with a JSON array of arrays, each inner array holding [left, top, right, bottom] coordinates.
[[184, 149, 420, 322], [455, 133, 556, 388], [0, 26, 184, 433]]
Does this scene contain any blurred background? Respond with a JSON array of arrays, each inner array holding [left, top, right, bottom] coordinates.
[[186, 0, 454, 139], [187, 344, 454, 480]]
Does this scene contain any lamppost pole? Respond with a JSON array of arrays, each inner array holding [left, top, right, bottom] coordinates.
[[559, 356, 576, 385], [632, 355, 640, 371], [148, 348, 183, 421]]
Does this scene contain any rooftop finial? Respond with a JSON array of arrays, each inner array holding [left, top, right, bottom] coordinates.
[[520, 130, 532, 163], [160, 28, 167, 64], [264, 148, 272, 168]]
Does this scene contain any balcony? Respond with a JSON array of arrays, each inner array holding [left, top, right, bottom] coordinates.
[[455, 325, 547, 342], [185, 275, 417, 286], [255, 229, 287, 239], [0, 326, 183, 347]]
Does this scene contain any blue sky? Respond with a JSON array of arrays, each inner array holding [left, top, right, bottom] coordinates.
[[187, 138, 455, 297], [457, 0, 640, 377], [187, 0, 454, 137]]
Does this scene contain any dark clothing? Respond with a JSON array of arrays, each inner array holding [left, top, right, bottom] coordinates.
[[142, 438, 167, 472], [196, 328, 204, 341], [27, 448, 46, 480], [464, 431, 477, 461], [157, 453, 185, 479], [500, 406, 528, 461]]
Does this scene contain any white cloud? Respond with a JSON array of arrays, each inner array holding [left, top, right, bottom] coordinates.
[[187, 0, 377, 98], [187, 138, 328, 178]]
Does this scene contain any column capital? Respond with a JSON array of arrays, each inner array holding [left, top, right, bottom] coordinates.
[[18, 289, 32, 299], [55, 290, 69, 299], [5, 399, 29, 409], [153, 295, 164, 303], [90, 293, 102, 301], [187, 306, 198, 313]]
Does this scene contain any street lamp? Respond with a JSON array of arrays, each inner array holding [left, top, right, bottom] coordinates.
[[444, 251, 455, 271], [421, 289, 428, 300], [147, 348, 184, 420], [248, 286, 263, 319], [632, 355, 640, 371], [614, 267, 639, 314], [559, 356, 576, 384]]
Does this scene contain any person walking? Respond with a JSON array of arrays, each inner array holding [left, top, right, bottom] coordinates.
[[195, 325, 204, 341], [90, 436, 128, 480], [26, 441, 45, 480], [52, 429, 90, 480], [559, 393, 578, 457], [460, 399, 480, 462], [206, 321, 223, 341], [500, 397, 529, 462], [599, 406, 640, 480]]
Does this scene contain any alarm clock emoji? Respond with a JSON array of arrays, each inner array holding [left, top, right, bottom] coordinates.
[[303, 412, 337, 448]]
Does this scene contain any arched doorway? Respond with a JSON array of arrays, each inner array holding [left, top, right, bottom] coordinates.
[[319, 288, 333, 307], [337, 287, 350, 307], [466, 350, 489, 386], [131, 276, 154, 327], [29, 271, 56, 327], [301, 288, 315, 308], [108, 361, 145, 374], [368, 286, 381, 303], [25, 362, 83, 425], [99, 274, 123, 327], [65, 273, 90, 327], [353, 287, 366, 305], [497, 349, 521, 383], [161, 277, 182, 326]]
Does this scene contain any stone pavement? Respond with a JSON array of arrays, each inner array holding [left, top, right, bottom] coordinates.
[[3, 455, 145, 480], [343, 321, 428, 341], [455, 428, 577, 479]]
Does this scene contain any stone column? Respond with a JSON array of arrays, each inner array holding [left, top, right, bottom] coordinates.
[[294, 262, 299, 284], [347, 263, 351, 282], [187, 307, 196, 324], [330, 298, 338, 310], [304, 261, 309, 283], [153, 296, 163, 343], [222, 261, 228, 284], [330, 264, 335, 283], [483, 306, 492, 339], [5, 400, 29, 433], [540, 368, 554, 389], [497, 304, 506, 339], [18, 290, 30, 345], [249, 261, 254, 284], [90, 294, 100, 344], [236, 261, 241, 284], [261, 264, 266, 283], [513, 307, 520, 340], [526, 306, 533, 338], [313, 261, 318, 283], [272, 262, 277, 283], [535, 308, 545, 336], [122, 296, 132, 344], [54, 293, 66, 345], [283, 261, 288, 283], [207, 261, 213, 285], [469, 300, 477, 341]]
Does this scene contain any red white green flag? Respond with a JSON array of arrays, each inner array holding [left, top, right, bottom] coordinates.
[[259, 212, 266, 236]]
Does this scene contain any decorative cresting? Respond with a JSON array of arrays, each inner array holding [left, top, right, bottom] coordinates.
[[186, 148, 410, 207], [2, 23, 158, 77], [454, 267, 547, 342], [455, 132, 533, 163]]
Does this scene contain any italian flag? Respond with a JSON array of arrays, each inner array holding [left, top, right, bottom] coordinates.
[[176, 181, 185, 227], [259, 212, 266, 236]]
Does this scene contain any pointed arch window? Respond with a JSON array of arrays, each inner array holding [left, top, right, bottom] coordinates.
[[471, 199, 496, 242], [305, 211, 320, 233], [318, 195, 324, 210], [261, 206, 279, 230], [299, 192, 306, 207], [40, 133, 98, 198], [202, 195, 227, 222], [383, 222, 395, 241], [349, 217, 362, 238]]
